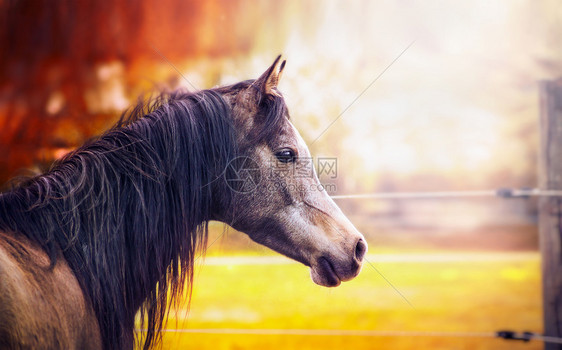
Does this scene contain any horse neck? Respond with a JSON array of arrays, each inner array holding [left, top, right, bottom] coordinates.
[[0, 91, 237, 349]]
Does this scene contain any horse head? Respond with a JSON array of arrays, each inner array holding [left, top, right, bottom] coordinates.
[[213, 56, 367, 287]]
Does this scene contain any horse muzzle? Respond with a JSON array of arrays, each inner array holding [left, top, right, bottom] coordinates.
[[310, 238, 367, 287]]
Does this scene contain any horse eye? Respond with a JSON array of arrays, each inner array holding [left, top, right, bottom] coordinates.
[[275, 148, 296, 163]]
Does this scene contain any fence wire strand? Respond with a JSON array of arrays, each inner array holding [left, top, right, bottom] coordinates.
[[330, 188, 562, 200], [136, 328, 562, 344]]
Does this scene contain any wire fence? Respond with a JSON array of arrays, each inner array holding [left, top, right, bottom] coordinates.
[[136, 328, 562, 345], [330, 187, 562, 200], [155, 187, 559, 346]]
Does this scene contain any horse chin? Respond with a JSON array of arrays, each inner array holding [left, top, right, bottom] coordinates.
[[310, 257, 341, 287]]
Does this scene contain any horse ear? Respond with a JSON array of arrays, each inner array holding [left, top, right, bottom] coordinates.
[[252, 55, 286, 97]]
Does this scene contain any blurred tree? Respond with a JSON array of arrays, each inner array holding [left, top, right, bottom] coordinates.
[[0, 0, 289, 185]]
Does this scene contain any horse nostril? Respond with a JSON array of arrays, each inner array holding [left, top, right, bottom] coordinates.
[[354, 239, 367, 262]]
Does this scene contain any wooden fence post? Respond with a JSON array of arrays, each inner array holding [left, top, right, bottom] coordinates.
[[539, 79, 562, 350]]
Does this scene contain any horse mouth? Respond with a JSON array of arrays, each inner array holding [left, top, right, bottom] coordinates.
[[310, 257, 341, 287]]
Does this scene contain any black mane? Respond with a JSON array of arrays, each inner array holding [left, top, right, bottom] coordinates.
[[0, 89, 238, 349], [0, 81, 289, 349]]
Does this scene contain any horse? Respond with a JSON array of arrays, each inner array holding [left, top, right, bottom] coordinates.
[[0, 56, 367, 349]]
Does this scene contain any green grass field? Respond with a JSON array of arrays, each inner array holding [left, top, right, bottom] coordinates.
[[146, 250, 542, 350]]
